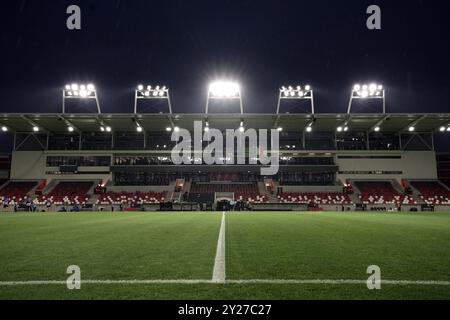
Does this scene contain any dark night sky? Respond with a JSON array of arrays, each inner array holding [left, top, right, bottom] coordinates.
[[0, 0, 449, 149]]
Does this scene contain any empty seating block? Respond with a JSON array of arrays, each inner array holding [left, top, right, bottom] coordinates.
[[37, 182, 94, 205], [0, 181, 37, 203], [96, 191, 166, 205], [411, 181, 450, 205], [278, 192, 351, 205], [355, 181, 416, 205]]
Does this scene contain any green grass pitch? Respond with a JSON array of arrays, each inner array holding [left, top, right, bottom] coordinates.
[[0, 211, 449, 299]]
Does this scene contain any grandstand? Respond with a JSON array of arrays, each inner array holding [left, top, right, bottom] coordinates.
[[1, 109, 450, 213], [0, 82, 448, 213]]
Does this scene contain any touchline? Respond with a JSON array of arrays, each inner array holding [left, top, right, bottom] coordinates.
[[170, 121, 280, 175]]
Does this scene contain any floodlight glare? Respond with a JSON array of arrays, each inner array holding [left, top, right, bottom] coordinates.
[[344, 126, 349, 132], [65, 83, 96, 99], [374, 126, 381, 132], [204, 126, 210, 132], [277, 127, 283, 132], [337, 126, 343, 132], [100, 126, 105, 132], [33, 126, 39, 132], [1, 126, 7, 132], [281, 85, 312, 99], [136, 126, 143, 133], [166, 127, 172, 132], [174, 126, 180, 132], [408, 126, 415, 132], [105, 126, 112, 132], [209, 81, 240, 98], [440, 126, 446, 132], [306, 126, 312, 132], [67, 126, 74, 132], [447, 127, 450, 132], [239, 126, 245, 132], [353, 82, 383, 99], [137, 85, 144, 91]]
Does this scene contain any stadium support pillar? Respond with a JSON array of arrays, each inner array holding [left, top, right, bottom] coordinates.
[[302, 131, 306, 149], [111, 133, 114, 149], [46, 133, 49, 150], [366, 132, 370, 150], [78, 134, 82, 150]]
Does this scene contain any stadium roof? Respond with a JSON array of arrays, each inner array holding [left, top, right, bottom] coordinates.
[[0, 113, 450, 133]]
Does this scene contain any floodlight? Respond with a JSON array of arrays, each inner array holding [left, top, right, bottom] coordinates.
[[337, 126, 343, 132], [277, 84, 314, 114], [306, 126, 312, 132], [348, 82, 385, 113], [174, 126, 180, 132], [166, 127, 172, 132], [100, 126, 105, 132], [277, 127, 283, 132], [440, 126, 446, 132], [64, 82, 98, 115], [374, 126, 381, 132], [447, 127, 450, 132], [105, 126, 112, 132], [135, 84, 170, 107], [136, 126, 143, 132], [209, 81, 240, 98], [67, 126, 74, 132], [204, 126, 210, 132], [1, 126, 7, 132], [344, 126, 348, 132], [408, 126, 415, 132], [33, 126, 39, 132]]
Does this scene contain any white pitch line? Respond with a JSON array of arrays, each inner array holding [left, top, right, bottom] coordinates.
[[1, 279, 450, 286], [212, 212, 226, 283]]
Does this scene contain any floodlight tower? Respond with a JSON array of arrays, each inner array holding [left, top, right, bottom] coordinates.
[[205, 81, 243, 114], [276, 85, 314, 114], [134, 85, 172, 114], [347, 83, 385, 114], [63, 83, 101, 113]]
